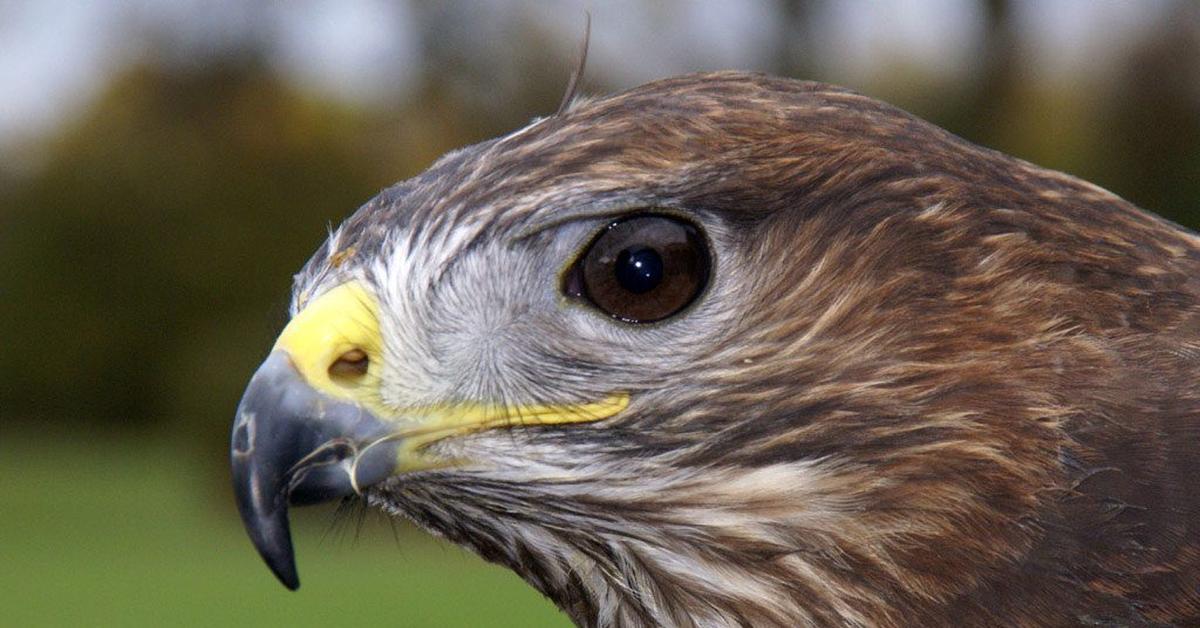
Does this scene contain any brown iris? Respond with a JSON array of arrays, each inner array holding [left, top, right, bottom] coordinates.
[[564, 214, 710, 323]]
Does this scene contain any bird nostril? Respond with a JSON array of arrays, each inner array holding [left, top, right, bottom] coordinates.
[[328, 348, 369, 383]]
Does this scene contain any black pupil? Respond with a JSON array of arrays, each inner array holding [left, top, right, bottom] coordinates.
[[614, 246, 663, 294]]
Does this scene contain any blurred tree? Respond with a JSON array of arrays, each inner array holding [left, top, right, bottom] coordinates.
[[1092, 2, 1200, 226], [0, 50, 476, 443]]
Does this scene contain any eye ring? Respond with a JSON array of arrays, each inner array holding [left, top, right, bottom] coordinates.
[[563, 213, 711, 324]]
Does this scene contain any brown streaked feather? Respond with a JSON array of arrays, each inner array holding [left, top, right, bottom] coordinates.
[[313, 72, 1200, 626]]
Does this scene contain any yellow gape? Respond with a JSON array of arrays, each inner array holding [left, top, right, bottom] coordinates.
[[271, 280, 628, 469]]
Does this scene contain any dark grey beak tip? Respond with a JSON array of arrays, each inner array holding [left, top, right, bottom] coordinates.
[[230, 467, 300, 590], [243, 508, 301, 590], [231, 419, 302, 591], [260, 527, 301, 591], [230, 352, 396, 591]]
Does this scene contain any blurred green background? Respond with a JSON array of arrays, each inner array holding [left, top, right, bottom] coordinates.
[[1, 1, 1198, 626]]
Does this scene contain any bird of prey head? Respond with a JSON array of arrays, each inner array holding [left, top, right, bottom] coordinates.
[[231, 72, 1200, 626]]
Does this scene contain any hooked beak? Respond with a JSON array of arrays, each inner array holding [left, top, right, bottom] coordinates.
[[230, 279, 394, 591], [230, 351, 398, 590], [229, 280, 629, 591]]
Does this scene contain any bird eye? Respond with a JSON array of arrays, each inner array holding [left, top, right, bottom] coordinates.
[[563, 214, 710, 323]]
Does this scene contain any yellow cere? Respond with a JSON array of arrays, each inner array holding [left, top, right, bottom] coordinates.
[[273, 280, 386, 412], [273, 280, 630, 469]]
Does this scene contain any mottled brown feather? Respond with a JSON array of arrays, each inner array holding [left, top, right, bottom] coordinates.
[[306, 72, 1200, 626]]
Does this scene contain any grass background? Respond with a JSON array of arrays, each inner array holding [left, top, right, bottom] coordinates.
[[0, 431, 569, 627]]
